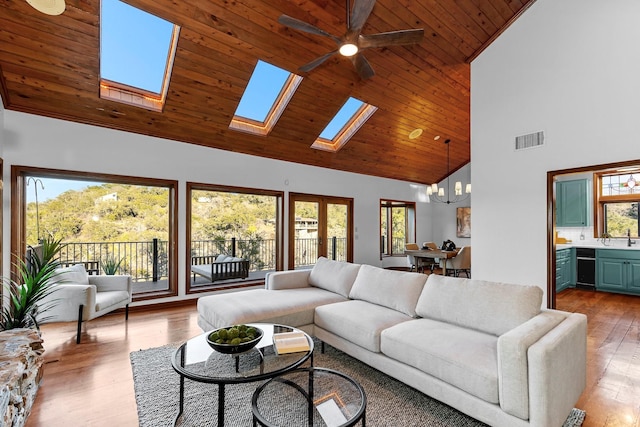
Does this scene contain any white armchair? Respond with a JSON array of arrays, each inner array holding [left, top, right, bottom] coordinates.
[[37, 264, 132, 343]]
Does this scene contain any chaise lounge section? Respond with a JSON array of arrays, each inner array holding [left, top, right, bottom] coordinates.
[[196, 257, 587, 427]]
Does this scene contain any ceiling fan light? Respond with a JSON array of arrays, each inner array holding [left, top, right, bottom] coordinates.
[[339, 43, 358, 57]]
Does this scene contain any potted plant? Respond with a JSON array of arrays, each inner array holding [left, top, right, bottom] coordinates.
[[100, 255, 124, 275], [0, 236, 66, 331]]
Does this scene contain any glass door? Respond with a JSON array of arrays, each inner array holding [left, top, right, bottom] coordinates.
[[289, 194, 353, 269]]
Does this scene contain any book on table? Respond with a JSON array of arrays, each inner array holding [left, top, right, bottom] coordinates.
[[273, 331, 310, 354]]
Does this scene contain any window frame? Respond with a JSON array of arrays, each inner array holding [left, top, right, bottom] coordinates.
[[595, 171, 640, 238], [11, 165, 179, 301], [380, 199, 416, 258], [185, 182, 284, 294]]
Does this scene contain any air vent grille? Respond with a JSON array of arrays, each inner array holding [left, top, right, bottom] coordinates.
[[515, 131, 544, 150]]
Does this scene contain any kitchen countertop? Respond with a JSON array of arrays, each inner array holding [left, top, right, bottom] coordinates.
[[557, 241, 640, 250]]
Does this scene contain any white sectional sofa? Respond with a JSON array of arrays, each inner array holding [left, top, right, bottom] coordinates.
[[196, 257, 587, 427]]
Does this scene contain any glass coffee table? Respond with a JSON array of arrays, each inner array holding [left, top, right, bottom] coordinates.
[[171, 323, 314, 427], [252, 367, 366, 427]]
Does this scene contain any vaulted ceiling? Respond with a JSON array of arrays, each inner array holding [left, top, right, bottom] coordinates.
[[0, 0, 535, 184]]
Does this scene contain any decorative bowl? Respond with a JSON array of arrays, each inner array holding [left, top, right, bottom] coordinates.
[[206, 325, 264, 354]]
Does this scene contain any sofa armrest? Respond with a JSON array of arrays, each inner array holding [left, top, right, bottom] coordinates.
[[497, 310, 567, 419], [89, 275, 133, 297], [265, 270, 312, 290], [527, 312, 587, 427], [38, 284, 96, 323]]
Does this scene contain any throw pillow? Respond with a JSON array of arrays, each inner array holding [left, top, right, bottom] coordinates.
[[215, 255, 229, 263], [416, 275, 543, 336], [308, 257, 361, 298], [349, 264, 427, 317], [54, 263, 89, 285]]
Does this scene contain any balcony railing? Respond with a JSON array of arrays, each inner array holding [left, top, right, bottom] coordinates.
[[57, 239, 168, 282], [56, 237, 348, 282]]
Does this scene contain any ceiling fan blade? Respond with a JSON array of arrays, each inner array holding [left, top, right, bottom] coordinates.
[[351, 53, 375, 80], [299, 50, 339, 73], [348, 0, 377, 36], [359, 29, 424, 49], [278, 15, 342, 44]]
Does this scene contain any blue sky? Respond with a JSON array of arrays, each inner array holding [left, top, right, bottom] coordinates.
[[26, 178, 97, 203], [100, 0, 174, 93]]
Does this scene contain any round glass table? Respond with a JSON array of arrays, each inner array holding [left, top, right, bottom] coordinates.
[[171, 323, 314, 426], [252, 367, 366, 427]]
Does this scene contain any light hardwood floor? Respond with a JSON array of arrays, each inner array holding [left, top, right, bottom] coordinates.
[[23, 289, 640, 427]]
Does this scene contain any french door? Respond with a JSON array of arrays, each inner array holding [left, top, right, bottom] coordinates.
[[288, 193, 353, 269]]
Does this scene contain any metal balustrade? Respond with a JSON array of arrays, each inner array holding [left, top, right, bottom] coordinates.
[[57, 237, 348, 282]]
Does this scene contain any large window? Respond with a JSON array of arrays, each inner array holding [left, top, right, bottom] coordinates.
[[597, 172, 640, 238], [187, 183, 283, 292], [12, 167, 178, 299], [380, 200, 416, 256]]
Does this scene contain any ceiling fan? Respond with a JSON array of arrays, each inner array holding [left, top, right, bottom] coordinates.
[[278, 0, 424, 80]]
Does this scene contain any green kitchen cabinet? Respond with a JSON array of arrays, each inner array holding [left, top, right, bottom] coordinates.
[[556, 248, 575, 292], [556, 179, 590, 227], [596, 249, 640, 295]]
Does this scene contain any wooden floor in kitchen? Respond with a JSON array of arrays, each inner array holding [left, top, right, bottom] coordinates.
[[24, 288, 640, 427]]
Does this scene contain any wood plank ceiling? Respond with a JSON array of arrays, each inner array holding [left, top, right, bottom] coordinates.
[[0, 0, 535, 185]]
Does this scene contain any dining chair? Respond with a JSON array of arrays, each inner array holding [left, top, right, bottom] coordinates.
[[440, 246, 471, 277], [405, 243, 427, 273], [420, 241, 440, 272]]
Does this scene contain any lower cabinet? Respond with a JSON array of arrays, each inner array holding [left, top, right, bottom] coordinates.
[[596, 249, 640, 295], [556, 248, 575, 292]]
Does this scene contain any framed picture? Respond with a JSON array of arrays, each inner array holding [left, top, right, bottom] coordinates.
[[456, 207, 471, 238]]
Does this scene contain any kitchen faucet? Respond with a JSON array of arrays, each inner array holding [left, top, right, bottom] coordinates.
[[628, 229, 636, 247]]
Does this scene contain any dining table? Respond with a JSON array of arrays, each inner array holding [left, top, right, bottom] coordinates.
[[404, 248, 458, 275]]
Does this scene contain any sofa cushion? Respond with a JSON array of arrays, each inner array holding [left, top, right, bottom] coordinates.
[[415, 275, 543, 336], [314, 300, 413, 352], [197, 287, 347, 330], [381, 318, 499, 404], [54, 263, 89, 285], [308, 257, 361, 298], [348, 264, 427, 317]]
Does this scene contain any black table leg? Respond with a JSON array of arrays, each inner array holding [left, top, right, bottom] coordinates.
[[308, 368, 314, 427], [173, 373, 184, 426], [218, 383, 225, 427]]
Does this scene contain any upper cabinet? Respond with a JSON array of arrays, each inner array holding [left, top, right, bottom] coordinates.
[[557, 179, 590, 227]]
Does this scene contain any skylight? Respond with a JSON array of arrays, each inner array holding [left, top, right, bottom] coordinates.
[[99, 0, 179, 111], [229, 60, 302, 136], [312, 97, 377, 152]]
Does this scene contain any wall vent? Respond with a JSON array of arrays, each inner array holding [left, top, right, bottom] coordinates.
[[515, 131, 544, 150]]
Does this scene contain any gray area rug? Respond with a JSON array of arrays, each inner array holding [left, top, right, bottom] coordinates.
[[130, 342, 586, 426]]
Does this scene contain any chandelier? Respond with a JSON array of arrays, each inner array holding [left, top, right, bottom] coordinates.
[[426, 139, 471, 204]]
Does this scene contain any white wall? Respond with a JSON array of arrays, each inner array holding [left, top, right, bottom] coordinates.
[[471, 0, 640, 301], [1, 110, 441, 304]]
